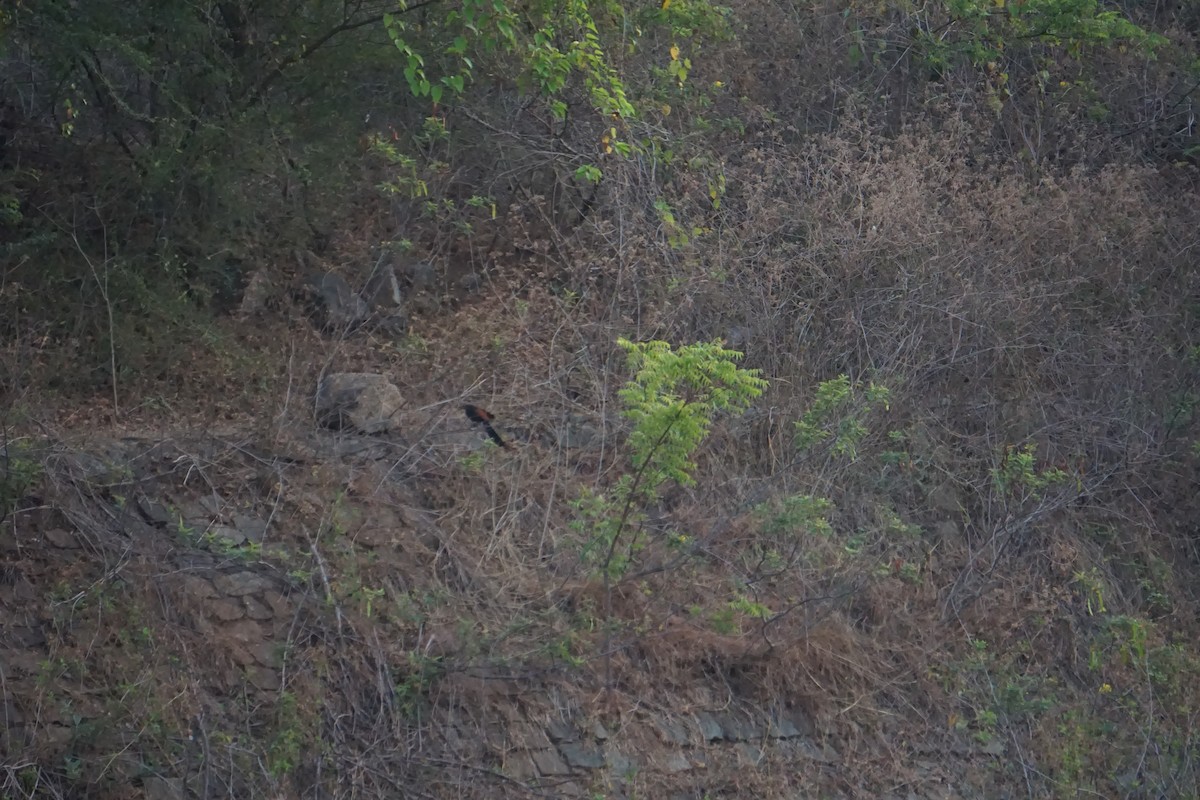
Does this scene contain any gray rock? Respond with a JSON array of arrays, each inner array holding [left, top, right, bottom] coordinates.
[[558, 742, 605, 769], [531, 748, 572, 776], [546, 719, 578, 743], [315, 373, 404, 434], [237, 266, 273, 317], [228, 643, 258, 666], [248, 641, 280, 667], [206, 599, 244, 621], [232, 514, 268, 543], [408, 293, 441, 315], [795, 739, 840, 763], [696, 712, 724, 742], [224, 619, 265, 645], [607, 750, 636, 777], [663, 753, 692, 773], [263, 590, 291, 616], [42, 528, 78, 548], [714, 711, 758, 741], [71, 452, 128, 484], [180, 576, 217, 600], [459, 271, 483, 293], [242, 596, 273, 620], [308, 271, 368, 330], [484, 724, 509, 750], [505, 753, 538, 782], [735, 743, 763, 764], [213, 571, 273, 596], [657, 717, 692, 745], [770, 707, 815, 739], [510, 723, 552, 750], [403, 260, 437, 291], [364, 258, 403, 310], [557, 415, 602, 449], [136, 495, 172, 527]]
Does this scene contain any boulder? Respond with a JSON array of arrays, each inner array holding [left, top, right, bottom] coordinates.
[[403, 260, 437, 291], [363, 258, 403, 311], [315, 373, 404, 434], [307, 271, 368, 330]]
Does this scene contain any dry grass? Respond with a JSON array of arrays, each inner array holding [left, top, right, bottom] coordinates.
[[4, 6, 1200, 794]]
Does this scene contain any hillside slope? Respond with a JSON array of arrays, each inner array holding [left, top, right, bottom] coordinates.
[[4, 0, 1200, 797]]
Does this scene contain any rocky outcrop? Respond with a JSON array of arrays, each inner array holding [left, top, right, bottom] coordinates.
[[0, 434, 992, 799], [315, 372, 404, 433]]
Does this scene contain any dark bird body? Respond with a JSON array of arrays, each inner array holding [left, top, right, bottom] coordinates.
[[463, 405, 506, 447]]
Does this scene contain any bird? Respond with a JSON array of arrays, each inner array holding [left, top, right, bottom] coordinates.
[[463, 404, 507, 448]]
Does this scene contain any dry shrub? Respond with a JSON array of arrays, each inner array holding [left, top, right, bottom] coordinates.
[[513, 98, 1200, 790], [639, 114, 1200, 555]]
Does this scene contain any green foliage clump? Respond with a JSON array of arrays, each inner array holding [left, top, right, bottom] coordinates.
[[618, 338, 767, 485], [573, 338, 766, 579], [384, 0, 637, 117], [0, 437, 41, 520], [757, 494, 834, 540], [794, 375, 890, 460], [992, 443, 1068, 497], [920, 0, 1164, 71]]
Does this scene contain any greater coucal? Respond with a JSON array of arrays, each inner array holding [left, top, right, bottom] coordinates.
[[463, 404, 506, 448]]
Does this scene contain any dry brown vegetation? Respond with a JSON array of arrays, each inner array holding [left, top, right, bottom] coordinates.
[[4, 0, 1200, 798]]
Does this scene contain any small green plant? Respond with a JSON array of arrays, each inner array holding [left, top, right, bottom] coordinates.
[[911, 0, 1164, 78], [399, 333, 430, 354], [372, 137, 430, 199], [266, 691, 308, 778], [757, 494, 834, 539], [350, 584, 385, 619], [653, 197, 690, 249], [993, 443, 1068, 497], [287, 567, 314, 583], [794, 375, 890, 460], [972, 708, 999, 744], [0, 194, 22, 226], [544, 632, 588, 667], [202, 530, 262, 560], [0, 436, 41, 519], [728, 593, 771, 622], [63, 755, 83, 783], [1073, 568, 1108, 616], [572, 338, 766, 580], [574, 164, 603, 184], [383, 0, 639, 127], [709, 605, 738, 635], [393, 653, 443, 721], [458, 450, 487, 472]]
